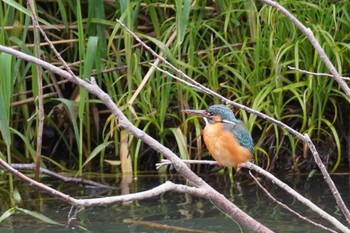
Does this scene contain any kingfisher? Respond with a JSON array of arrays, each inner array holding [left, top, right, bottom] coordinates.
[[183, 104, 253, 169]]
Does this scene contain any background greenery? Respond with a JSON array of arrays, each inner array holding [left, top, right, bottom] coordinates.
[[0, 0, 349, 176]]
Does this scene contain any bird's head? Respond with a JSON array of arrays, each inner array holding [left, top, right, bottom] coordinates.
[[182, 104, 237, 125]]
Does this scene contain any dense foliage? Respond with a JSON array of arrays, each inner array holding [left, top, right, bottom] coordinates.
[[0, 0, 350, 175]]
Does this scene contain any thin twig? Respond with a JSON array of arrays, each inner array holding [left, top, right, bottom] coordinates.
[[304, 133, 350, 225], [249, 171, 337, 233], [156, 159, 218, 169], [150, 64, 199, 89], [10, 163, 111, 189], [11, 93, 57, 107], [0, 158, 207, 206], [242, 162, 350, 233], [288, 66, 350, 81], [115, 19, 192, 84], [28, 7, 77, 80], [28, 1, 44, 181], [128, 30, 177, 110]]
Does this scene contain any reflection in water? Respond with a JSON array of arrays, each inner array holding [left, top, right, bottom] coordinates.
[[0, 173, 349, 233]]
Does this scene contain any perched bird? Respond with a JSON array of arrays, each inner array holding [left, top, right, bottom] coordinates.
[[183, 104, 253, 169]]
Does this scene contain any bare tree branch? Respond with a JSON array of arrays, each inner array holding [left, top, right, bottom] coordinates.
[[288, 66, 350, 80], [0, 158, 206, 205], [304, 133, 350, 224], [128, 30, 177, 115], [156, 159, 218, 169], [10, 163, 111, 189], [157, 159, 350, 233], [258, 0, 350, 99], [249, 171, 337, 233], [243, 162, 350, 233]]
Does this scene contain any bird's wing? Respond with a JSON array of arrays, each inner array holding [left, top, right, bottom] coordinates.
[[224, 120, 254, 152]]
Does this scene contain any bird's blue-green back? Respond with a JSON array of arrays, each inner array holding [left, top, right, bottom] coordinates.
[[207, 105, 254, 152], [229, 121, 254, 152]]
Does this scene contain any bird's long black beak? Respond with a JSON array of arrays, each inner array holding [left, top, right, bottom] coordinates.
[[181, 109, 208, 117]]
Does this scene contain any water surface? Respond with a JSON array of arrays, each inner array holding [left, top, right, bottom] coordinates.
[[0, 173, 349, 232]]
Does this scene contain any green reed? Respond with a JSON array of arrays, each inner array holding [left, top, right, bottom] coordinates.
[[0, 0, 349, 176]]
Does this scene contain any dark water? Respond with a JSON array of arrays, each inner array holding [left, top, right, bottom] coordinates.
[[0, 172, 349, 233]]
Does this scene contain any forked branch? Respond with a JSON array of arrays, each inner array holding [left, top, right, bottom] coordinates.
[[157, 159, 349, 233]]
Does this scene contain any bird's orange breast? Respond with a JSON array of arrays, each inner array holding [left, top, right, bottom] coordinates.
[[203, 122, 252, 168]]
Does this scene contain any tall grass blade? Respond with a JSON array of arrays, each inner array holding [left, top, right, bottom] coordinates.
[[17, 207, 63, 226], [53, 98, 80, 159], [82, 141, 113, 168], [0, 88, 11, 147], [164, 128, 188, 160], [0, 53, 14, 191], [0, 207, 16, 223], [2, 0, 55, 28], [175, 0, 191, 45], [83, 37, 99, 79]]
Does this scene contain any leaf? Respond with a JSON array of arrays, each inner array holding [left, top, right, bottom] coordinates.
[[13, 187, 22, 204], [0, 53, 13, 146], [83, 36, 99, 80], [17, 207, 63, 226], [137, 33, 177, 64], [10, 128, 36, 160], [82, 141, 113, 168], [52, 98, 80, 152], [166, 128, 188, 160], [0, 93, 11, 147], [2, 0, 57, 29], [0, 207, 16, 223], [104, 159, 121, 166], [175, 0, 191, 44]]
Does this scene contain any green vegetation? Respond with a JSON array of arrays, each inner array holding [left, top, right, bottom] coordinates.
[[0, 0, 349, 177]]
